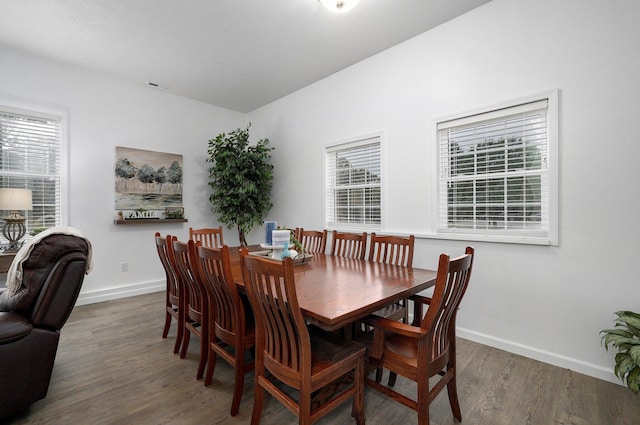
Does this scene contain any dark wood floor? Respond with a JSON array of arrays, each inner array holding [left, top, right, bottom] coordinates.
[[6, 292, 638, 425]]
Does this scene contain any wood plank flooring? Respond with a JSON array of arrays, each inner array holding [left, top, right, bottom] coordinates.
[[5, 292, 638, 425]]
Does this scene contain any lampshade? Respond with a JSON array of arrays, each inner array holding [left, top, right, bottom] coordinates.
[[0, 188, 33, 211], [318, 0, 360, 13]]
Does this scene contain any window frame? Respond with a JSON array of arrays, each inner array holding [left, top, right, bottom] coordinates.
[[0, 98, 68, 242], [434, 90, 558, 246], [324, 134, 383, 232]]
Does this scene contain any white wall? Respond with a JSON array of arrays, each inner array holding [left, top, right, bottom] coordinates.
[[0, 46, 246, 304], [248, 0, 640, 385]]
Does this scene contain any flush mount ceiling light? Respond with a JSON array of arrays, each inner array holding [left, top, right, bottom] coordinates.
[[318, 0, 360, 14]]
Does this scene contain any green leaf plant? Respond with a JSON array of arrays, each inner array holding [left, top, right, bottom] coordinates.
[[601, 310, 640, 394], [207, 124, 274, 246]]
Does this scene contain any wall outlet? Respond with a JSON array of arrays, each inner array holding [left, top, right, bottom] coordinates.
[[120, 262, 128, 272]]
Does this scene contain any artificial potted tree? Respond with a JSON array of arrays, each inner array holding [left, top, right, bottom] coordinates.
[[207, 124, 274, 246], [601, 310, 640, 394]]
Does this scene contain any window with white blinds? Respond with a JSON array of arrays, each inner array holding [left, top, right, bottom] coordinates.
[[0, 106, 63, 240], [325, 137, 381, 229], [437, 91, 558, 245]]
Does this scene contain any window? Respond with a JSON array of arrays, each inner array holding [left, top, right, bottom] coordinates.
[[0, 105, 64, 241], [325, 136, 381, 230], [437, 91, 558, 245]]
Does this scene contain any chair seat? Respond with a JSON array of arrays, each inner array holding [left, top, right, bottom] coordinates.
[[214, 316, 256, 346], [0, 312, 32, 344], [384, 334, 419, 367], [310, 333, 365, 376]]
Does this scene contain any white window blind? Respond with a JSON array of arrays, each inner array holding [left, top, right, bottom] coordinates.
[[0, 106, 62, 238], [325, 137, 381, 229], [437, 96, 556, 244]]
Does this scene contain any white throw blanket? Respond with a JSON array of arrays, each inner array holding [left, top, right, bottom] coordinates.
[[5, 226, 93, 297]]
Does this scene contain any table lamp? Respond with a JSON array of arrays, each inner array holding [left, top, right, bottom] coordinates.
[[0, 188, 33, 251]]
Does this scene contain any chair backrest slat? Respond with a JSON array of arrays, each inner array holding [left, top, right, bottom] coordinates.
[[420, 247, 474, 361], [368, 233, 414, 267], [155, 233, 179, 302], [330, 231, 367, 260], [195, 245, 242, 336], [173, 239, 204, 319], [189, 226, 224, 248], [297, 228, 327, 254]]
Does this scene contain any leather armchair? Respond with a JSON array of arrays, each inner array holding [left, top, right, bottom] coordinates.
[[0, 233, 90, 420]]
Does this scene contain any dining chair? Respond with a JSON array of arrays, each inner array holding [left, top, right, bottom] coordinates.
[[362, 247, 474, 425], [297, 228, 328, 254], [189, 226, 224, 248], [172, 238, 208, 380], [194, 244, 255, 416], [155, 232, 183, 354], [240, 253, 366, 425], [329, 230, 367, 260], [367, 233, 415, 325]]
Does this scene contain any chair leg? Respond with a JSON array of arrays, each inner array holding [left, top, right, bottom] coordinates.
[[447, 373, 462, 421], [180, 331, 190, 359], [250, 381, 265, 425], [175, 307, 185, 354], [204, 348, 217, 386], [417, 380, 430, 425], [173, 321, 183, 354], [351, 357, 365, 425], [417, 400, 430, 425], [162, 310, 171, 338], [375, 366, 383, 383], [299, 387, 312, 425], [388, 371, 397, 387], [230, 355, 245, 416], [197, 333, 207, 380]]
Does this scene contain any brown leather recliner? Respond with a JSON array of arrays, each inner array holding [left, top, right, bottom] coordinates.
[[0, 233, 91, 420]]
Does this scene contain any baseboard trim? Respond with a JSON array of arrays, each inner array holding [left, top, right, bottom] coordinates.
[[457, 327, 621, 386], [76, 280, 164, 306]]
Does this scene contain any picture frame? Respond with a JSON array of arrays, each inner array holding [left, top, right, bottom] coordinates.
[[164, 206, 184, 219]]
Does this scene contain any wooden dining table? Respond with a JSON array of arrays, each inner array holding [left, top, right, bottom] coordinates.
[[227, 248, 437, 332]]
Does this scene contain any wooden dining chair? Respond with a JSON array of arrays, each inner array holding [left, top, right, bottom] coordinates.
[[240, 253, 366, 425], [155, 233, 183, 354], [329, 230, 367, 260], [193, 244, 255, 416], [362, 247, 474, 425], [172, 238, 208, 380], [189, 226, 224, 248], [297, 228, 328, 254], [367, 233, 415, 325]]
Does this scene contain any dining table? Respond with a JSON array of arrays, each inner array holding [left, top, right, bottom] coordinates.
[[226, 248, 437, 332]]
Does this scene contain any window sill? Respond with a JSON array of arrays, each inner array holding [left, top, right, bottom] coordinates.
[[415, 232, 555, 246]]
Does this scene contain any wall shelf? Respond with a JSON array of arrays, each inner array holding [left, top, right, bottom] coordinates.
[[114, 219, 188, 225]]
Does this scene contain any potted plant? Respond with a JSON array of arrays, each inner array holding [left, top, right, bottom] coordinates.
[[600, 310, 640, 394], [207, 124, 274, 246]]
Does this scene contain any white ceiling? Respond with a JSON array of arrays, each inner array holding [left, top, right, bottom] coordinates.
[[0, 0, 491, 113]]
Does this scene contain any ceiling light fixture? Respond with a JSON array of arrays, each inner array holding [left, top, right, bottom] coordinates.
[[318, 0, 360, 14]]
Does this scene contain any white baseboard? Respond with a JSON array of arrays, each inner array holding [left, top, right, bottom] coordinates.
[[76, 280, 164, 306], [457, 327, 621, 387]]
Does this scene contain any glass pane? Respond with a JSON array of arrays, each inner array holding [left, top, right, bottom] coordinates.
[[328, 139, 381, 226]]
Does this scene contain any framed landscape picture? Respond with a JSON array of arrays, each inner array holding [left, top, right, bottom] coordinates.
[[115, 146, 183, 212]]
